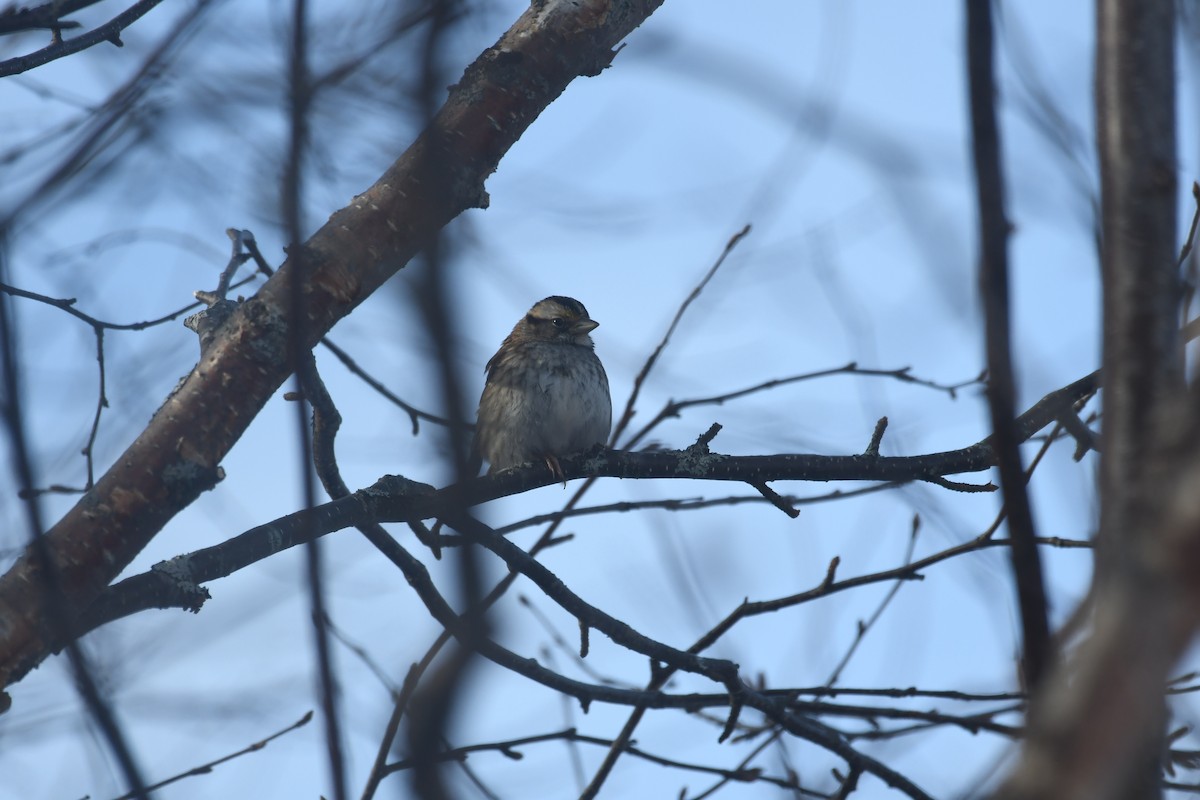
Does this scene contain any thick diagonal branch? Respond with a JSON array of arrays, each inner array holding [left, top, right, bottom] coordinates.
[[0, 0, 665, 696]]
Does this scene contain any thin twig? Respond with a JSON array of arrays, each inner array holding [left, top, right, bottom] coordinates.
[[0, 280, 252, 332], [3, 272, 256, 498], [1178, 181, 1200, 270], [108, 712, 313, 800], [611, 225, 751, 445], [625, 364, 981, 451], [238, 233, 453, 434], [382, 727, 806, 792], [323, 613, 399, 696], [825, 515, 921, 686], [683, 729, 799, 800], [0, 0, 168, 78], [490, 483, 897, 536]]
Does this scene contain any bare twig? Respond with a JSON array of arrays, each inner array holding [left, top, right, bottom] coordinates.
[[2, 1, 215, 229], [0, 0, 169, 78], [0, 0, 88, 36], [381, 727, 805, 792], [108, 712, 313, 800], [0, 281, 233, 332], [490, 483, 895, 536], [1178, 181, 1200, 270], [864, 416, 888, 456], [625, 363, 980, 451], [611, 224, 751, 445], [825, 516, 921, 686], [747, 480, 800, 518], [238, 232, 453, 433], [193, 229, 254, 305], [323, 613, 399, 696]]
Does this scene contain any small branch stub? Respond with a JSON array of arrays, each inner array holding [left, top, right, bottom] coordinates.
[[865, 417, 889, 456], [749, 480, 800, 519]]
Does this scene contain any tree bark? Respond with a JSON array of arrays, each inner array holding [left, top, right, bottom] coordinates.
[[0, 0, 666, 698]]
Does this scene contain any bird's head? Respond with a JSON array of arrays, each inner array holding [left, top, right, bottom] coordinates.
[[519, 296, 598, 347]]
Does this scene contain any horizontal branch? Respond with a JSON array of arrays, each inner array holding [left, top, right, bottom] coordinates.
[[465, 369, 1097, 498], [73, 369, 1099, 639]]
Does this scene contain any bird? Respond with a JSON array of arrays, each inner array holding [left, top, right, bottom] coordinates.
[[475, 296, 611, 481]]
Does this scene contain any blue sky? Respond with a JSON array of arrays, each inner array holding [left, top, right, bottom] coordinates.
[[2, 1, 1188, 798]]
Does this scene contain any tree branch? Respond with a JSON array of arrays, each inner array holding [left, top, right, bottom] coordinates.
[[70, 369, 1098, 644], [0, 0, 667, 696], [994, 1, 1188, 798], [0, 0, 168, 78], [966, 0, 1052, 690]]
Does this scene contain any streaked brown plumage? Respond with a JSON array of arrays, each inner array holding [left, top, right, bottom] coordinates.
[[475, 296, 611, 479]]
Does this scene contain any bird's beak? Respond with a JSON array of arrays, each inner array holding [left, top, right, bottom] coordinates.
[[571, 318, 599, 335]]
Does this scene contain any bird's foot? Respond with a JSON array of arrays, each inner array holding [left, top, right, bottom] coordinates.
[[542, 453, 566, 487]]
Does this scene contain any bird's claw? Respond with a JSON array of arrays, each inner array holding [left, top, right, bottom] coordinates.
[[542, 453, 567, 487]]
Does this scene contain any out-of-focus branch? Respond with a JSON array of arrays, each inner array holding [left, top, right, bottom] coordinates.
[[281, 1, 347, 798], [0, 246, 148, 791], [0, 0, 89, 36], [404, 5, 491, 797], [966, 0, 1051, 689], [994, 1, 1190, 799], [0, 0, 666, 697]]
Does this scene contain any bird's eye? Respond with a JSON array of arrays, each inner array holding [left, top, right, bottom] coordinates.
[[551, 318, 567, 329]]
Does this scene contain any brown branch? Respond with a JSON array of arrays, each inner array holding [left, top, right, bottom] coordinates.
[[995, 1, 1188, 798], [0, 0, 668, 695]]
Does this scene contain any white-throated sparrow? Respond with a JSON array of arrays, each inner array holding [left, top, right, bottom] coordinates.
[[475, 296, 611, 479]]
